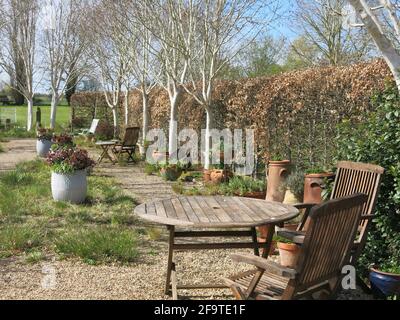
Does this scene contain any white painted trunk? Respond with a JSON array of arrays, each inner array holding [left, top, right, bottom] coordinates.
[[168, 95, 179, 162], [27, 98, 34, 131], [142, 93, 150, 145], [124, 91, 129, 126], [50, 94, 59, 129], [112, 108, 118, 138], [204, 108, 214, 170], [348, 0, 400, 90]]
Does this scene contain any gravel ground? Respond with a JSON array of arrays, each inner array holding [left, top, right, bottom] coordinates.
[[0, 139, 374, 300]]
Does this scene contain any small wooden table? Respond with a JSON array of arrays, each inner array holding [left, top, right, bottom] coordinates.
[[134, 196, 299, 299], [96, 141, 116, 164]]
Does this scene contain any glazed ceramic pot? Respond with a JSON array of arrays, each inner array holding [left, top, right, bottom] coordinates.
[[370, 268, 400, 298], [51, 170, 87, 204]]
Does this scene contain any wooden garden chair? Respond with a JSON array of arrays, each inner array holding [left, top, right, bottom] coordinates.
[[112, 127, 140, 163], [278, 161, 384, 265], [224, 193, 368, 300]]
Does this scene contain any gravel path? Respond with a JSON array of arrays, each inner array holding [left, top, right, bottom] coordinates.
[[0, 139, 36, 172], [0, 139, 373, 300]]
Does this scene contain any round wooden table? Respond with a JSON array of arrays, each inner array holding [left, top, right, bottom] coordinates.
[[134, 196, 299, 299]]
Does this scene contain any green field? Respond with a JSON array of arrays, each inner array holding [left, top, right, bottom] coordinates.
[[0, 105, 71, 129]]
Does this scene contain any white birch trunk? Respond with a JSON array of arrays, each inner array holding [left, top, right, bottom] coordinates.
[[204, 107, 214, 170], [27, 97, 34, 131], [168, 98, 178, 163], [112, 107, 118, 138], [124, 90, 129, 126], [348, 0, 400, 90], [142, 92, 150, 145], [50, 93, 59, 129]]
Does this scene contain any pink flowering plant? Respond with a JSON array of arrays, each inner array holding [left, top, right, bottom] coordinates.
[[47, 148, 95, 174], [51, 133, 75, 150]]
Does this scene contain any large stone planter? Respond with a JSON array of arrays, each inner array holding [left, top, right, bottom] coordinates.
[[37, 139, 53, 158], [51, 170, 87, 204]]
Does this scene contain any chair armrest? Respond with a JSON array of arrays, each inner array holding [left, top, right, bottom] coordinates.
[[276, 230, 305, 245], [361, 214, 375, 221], [231, 254, 297, 279], [294, 203, 317, 210]]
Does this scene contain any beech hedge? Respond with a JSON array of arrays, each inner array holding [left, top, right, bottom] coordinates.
[[71, 59, 392, 168]]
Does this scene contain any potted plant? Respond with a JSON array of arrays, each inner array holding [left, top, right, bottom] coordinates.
[[226, 176, 266, 199], [47, 148, 95, 204], [52, 133, 75, 150], [282, 170, 305, 204], [276, 236, 301, 268], [36, 128, 53, 158], [160, 162, 183, 182], [370, 263, 400, 299], [303, 167, 335, 204]]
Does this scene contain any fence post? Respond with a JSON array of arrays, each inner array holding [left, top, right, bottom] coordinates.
[[36, 107, 42, 128]]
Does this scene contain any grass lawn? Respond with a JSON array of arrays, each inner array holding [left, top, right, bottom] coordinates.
[[0, 105, 71, 129], [0, 160, 141, 265]]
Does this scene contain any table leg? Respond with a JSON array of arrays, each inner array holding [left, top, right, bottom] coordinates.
[[261, 224, 275, 259], [251, 227, 260, 256], [98, 146, 115, 164], [165, 226, 175, 296], [171, 262, 178, 300]]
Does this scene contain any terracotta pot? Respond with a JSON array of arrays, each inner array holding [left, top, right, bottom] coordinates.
[[303, 172, 335, 204], [278, 242, 301, 268], [203, 169, 212, 183], [266, 160, 291, 202], [240, 191, 267, 200], [283, 223, 298, 231], [210, 169, 225, 184]]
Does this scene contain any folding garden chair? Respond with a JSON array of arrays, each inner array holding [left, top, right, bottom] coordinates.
[[224, 193, 368, 300], [112, 127, 140, 163]]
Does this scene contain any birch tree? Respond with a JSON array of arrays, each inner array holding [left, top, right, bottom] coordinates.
[[171, 0, 279, 168], [345, 0, 400, 89], [87, 1, 134, 137], [0, 0, 39, 131], [117, 1, 159, 145], [138, 0, 196, 158], [294, 0, 372, 65], [41, 0, 89, 129]]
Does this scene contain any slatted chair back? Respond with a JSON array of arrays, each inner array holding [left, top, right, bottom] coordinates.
[[331, 162, 384, 254], [284, 194, 368, 298], [122, 127, 140, 148]]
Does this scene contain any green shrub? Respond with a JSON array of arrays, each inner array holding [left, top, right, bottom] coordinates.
[[336, 83, 400, 276]]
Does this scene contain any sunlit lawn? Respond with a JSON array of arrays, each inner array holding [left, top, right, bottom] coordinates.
[[0, 160, 141, 265], [0, 105, 71, 128]]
